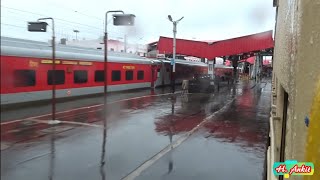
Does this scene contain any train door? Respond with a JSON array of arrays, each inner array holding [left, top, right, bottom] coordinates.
[[154, 67, 161, 87], [154, 61, 167, 87], [151, 65, 158, 88], [164, 63, 171, 85]]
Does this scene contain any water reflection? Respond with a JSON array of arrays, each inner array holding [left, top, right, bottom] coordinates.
[[155, 113, 203, 135], [204, 87, 268, 153], [100, 124, 107, 180], [49, 125, 56, 180], [150, 89, 155, 96], [167, 150, 173, 174], [167, 94, 175, 174], [100, 97, 108, 180], [155, 85, 269, 155], [1, 95, 158, 144]]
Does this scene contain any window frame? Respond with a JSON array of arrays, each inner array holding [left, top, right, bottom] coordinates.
[[13, 69, 36, 87], [125, 70, 134, 81], [94, 70, 105, 82], [73, 70, 88, 84], [111, 70, 121, 81], [47, 70, 65, 85], [137, 70, 144, 80]]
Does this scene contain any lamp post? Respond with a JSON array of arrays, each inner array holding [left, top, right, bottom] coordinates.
[[73, 29, 79, 40], [100, 10, 135, 167], [103, 11, 124, 119], [28, 18, 57, 179], [167, 15, 184, 93], [28, 18, 56, 122], [103, 11, 135, 110]]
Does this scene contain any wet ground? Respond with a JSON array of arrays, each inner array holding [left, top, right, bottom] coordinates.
[[1, 80, 271, 180], [1, 86, 179, 122]]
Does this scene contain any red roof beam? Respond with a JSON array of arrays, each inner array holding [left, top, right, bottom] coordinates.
[[206, 30, 274, 59], [157, 30, 274, 60], [157, 37, 210, 58]]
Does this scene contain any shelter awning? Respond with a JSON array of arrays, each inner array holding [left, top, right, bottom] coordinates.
[[157, 30, 274, 59]]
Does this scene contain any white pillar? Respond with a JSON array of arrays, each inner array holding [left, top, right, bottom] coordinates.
[[208, 60, 214, 78], [173, 22, 177, 73]]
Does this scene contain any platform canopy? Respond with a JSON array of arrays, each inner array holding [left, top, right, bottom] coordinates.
[[157, 30, 274, 60]]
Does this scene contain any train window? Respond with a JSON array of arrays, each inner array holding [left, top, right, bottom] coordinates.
[[112, 70, 121, 81], [74, 70, 88, 83], [95, 70, 105, 82], [137, 70, 144, 80], [14, 70, 36, 87], [126, 70, 133, 81], [48, 70, 65, 85]]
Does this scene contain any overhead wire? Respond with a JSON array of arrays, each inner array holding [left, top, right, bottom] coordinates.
[[1, 6, 123, 36], [1, 6, 103, 30], [1, 19, 98, 39], [1, 24, 123, 41], [2, 7, 123, 36], [1, 23, 78, 38], [1, 5, 153, 44]]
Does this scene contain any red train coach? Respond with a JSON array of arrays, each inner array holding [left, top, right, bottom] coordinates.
[[0, 37, 208, 105]]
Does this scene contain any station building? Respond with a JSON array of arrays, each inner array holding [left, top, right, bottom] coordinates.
[[269, 0, 320, 179]]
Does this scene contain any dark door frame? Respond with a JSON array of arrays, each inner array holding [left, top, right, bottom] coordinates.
[[279, 91, 289, 180]]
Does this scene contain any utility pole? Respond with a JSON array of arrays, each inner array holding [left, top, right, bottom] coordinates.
[[73, 29, 79, 40], [231, 55, 238, 84], [101, 11, 135, 167], [28, 21, 59, 177], [124, 34, 127, 53], [28, 18, 56, 122], [168, 15, 184, 93], [254, 55, 259, 83]]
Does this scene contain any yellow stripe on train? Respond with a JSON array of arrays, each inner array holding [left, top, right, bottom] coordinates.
[[123, 66, 135, 70], [41, 60, 61, 64]]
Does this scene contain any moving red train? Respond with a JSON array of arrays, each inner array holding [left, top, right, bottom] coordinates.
[[0, 37, 208, 105]]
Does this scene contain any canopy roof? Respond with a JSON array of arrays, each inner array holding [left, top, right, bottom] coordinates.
[[157, 30, 274, 59]]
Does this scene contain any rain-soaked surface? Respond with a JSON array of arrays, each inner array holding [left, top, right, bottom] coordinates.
[[137, 82, 271, 180], [1, 80, 271, 180], [1, 86, 179, 122]]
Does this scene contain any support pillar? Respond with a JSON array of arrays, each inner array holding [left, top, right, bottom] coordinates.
[[254, 55, 258, 82], [232, 56, 238, 83]]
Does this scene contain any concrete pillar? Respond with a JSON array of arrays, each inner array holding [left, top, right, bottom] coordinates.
[[254, 55, 260, 82], [208, 59, 214, 78], [232, 56, 238, 83]]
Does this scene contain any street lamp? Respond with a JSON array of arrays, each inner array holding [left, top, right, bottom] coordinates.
[[100, 11, 135, 167], [167, 15, 184, 93], [103, 11, 135, 101], [103, 11, 134, 104], [28, 18, 57, 123], [28, 19, 57, 179], [103, 12, 135, 102], [73, 29, 80, 40]]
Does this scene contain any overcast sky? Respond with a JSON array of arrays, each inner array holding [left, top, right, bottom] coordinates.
[[1, 0, 276, 44]]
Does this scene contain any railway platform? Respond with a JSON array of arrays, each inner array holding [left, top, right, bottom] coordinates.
[[1, 80, 271, 180]]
